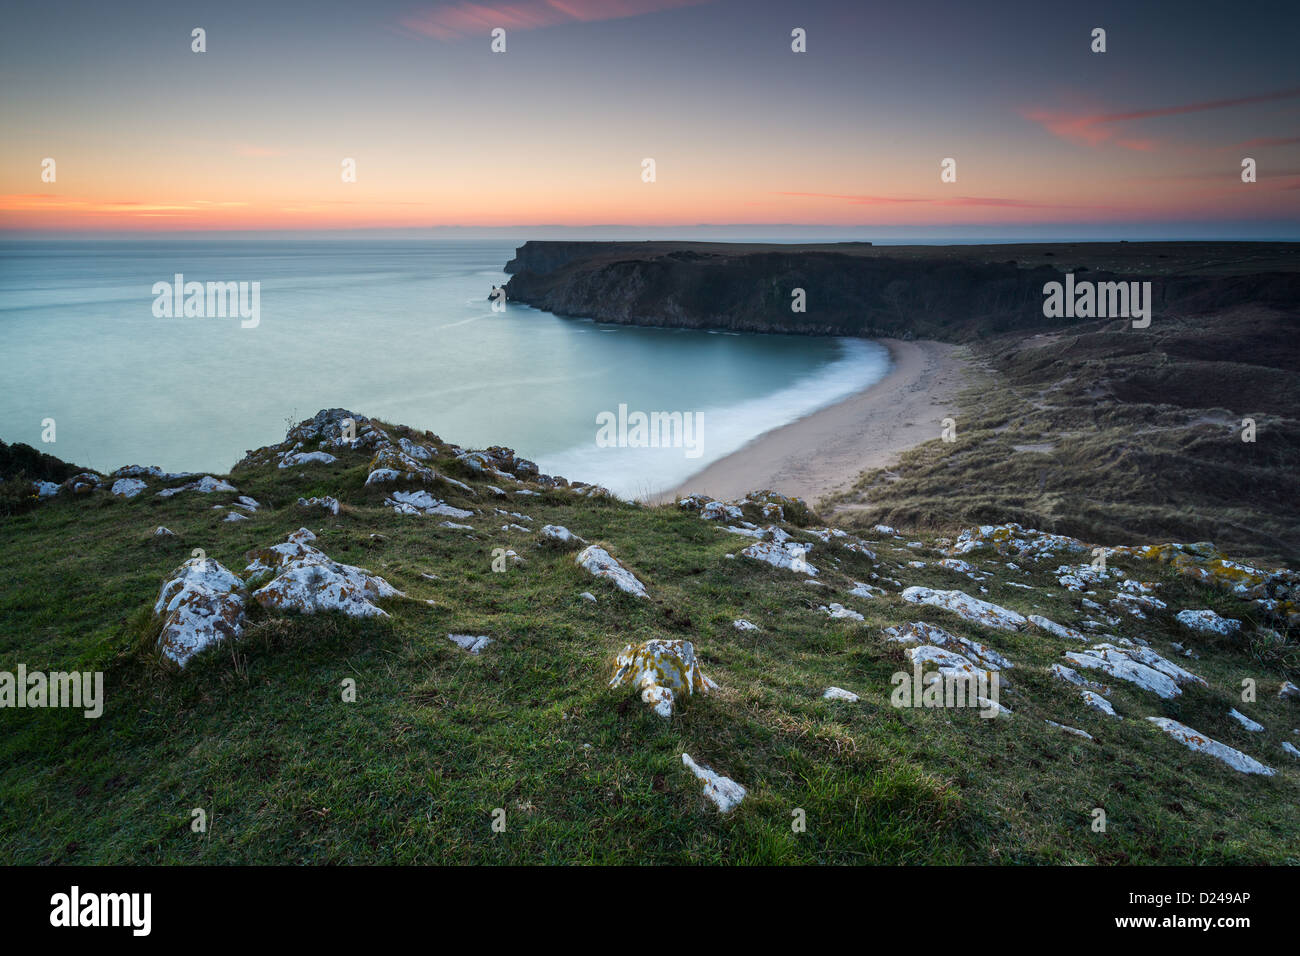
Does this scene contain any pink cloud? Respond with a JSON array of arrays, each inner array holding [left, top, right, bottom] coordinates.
[[777, 192, 1071, 209], [1237, 136, 1300, 148], [402, 0, 711, 40], [1022, 87, 1300, 151]]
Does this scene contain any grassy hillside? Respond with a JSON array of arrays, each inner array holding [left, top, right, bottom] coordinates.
[[828, 306, 1300, 566], [0, 412, 1296, 864]]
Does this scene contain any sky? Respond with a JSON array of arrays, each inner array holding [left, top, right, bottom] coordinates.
[[1, 0, 1298, 237]]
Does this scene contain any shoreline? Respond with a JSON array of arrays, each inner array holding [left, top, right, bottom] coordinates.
[[650, 338, 972, 509]]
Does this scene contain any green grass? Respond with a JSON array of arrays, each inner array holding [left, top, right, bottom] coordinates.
[[0, 420, 1296, 864]]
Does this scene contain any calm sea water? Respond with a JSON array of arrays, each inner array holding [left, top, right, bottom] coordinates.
[[0, 240, 889, 497]]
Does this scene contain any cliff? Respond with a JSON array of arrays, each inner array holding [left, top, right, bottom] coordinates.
[[503, 240, 1300, 341]]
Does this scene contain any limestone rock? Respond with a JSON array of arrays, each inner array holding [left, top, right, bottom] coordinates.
[[385, 490, 473, 518], [1228, 708, 1264, 732], [1175, 608, 1241, 636], [901, 586, 1026, 631], [820, 603, 864, 622], [540, 524, 586, 547], [157, 475, 236, 498], [609, 639, 715, 717], [1146, 717, 1275, 776], [110, 478, 147, 498], [740, 539, 817, 576], [576, 545, 648, 598], [245, 528, 402, 618], [1029, 614, 1089, 642], [153, 557, 247, 667], [448, 633, 493, 654], [681, 753, 745, 813], [279, 450, 337, 468]]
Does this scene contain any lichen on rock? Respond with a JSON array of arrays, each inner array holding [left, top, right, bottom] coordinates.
[[609, 639, 716, 717]]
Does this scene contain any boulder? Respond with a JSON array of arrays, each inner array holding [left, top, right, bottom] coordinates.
[[609, 639, 715, 717], [153, 557, 247, 667], [576, 545, 648, 598], [110, 478, 147, 498], [245, 528, 403, 618]]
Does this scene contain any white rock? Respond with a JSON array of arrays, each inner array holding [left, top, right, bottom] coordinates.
[[848, 581, 885, 598], [1029, 614, 1089, 642], [576, 545, 648, 598], [820, 603, 864, 622], [222, 512, 248, 522], [609, 639, 715, 717], [232, 495, 261, 511], [1175, 609, 1241, 636], [700, 500, 744, 521], [823, 686, 860, 702], [579, 591, 597, 603], [1146, 718, 1275, 776], [279, 450, 337, 468], [740, 539, 817, 575], [448, 633, 492, 654], [540, 524, 586, 546], [1282, 742, 1300, 759], [732, 619, 759, 632], [902, 622, 1013, 671], [1080, 691, 1119, 718], [154, 526, 175, 537], [907, 644, 992, 680], [385, 490, 474, 518], [1281, 681, 1300, 701], [398, 437, 432, 460], [901, 587, 1026, 631], [297, 496, 340, 516], [156, 475, 237, 498], [246, 529, 402, 618], [1063, 647, 1180, 699], [110, 478, 147, 498], [153, 557, 247, 666], [1228, 708, 1264, 732], [1045, 719, 1093, 740], [681, 753, 746, 813]]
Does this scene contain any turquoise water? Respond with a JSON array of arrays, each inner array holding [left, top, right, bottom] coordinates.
[[0, 240, 889, 497]]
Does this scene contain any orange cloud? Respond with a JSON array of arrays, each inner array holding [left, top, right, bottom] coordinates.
[[401, 0, 711, 40]]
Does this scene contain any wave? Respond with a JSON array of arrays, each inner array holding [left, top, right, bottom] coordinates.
[[536, 338, 891, 499]]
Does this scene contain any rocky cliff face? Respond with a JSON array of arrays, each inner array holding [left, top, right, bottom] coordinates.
[[502, 240, 1300, 342]]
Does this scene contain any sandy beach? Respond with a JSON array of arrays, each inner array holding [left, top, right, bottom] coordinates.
[[655, 338, 972, 508]]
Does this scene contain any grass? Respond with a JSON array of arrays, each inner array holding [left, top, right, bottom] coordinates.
[[826, 307, 1300, 567], [0, 417, 1296, 864]]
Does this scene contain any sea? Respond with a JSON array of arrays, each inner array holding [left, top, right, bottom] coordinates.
[[0, 239, 890, 498]]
